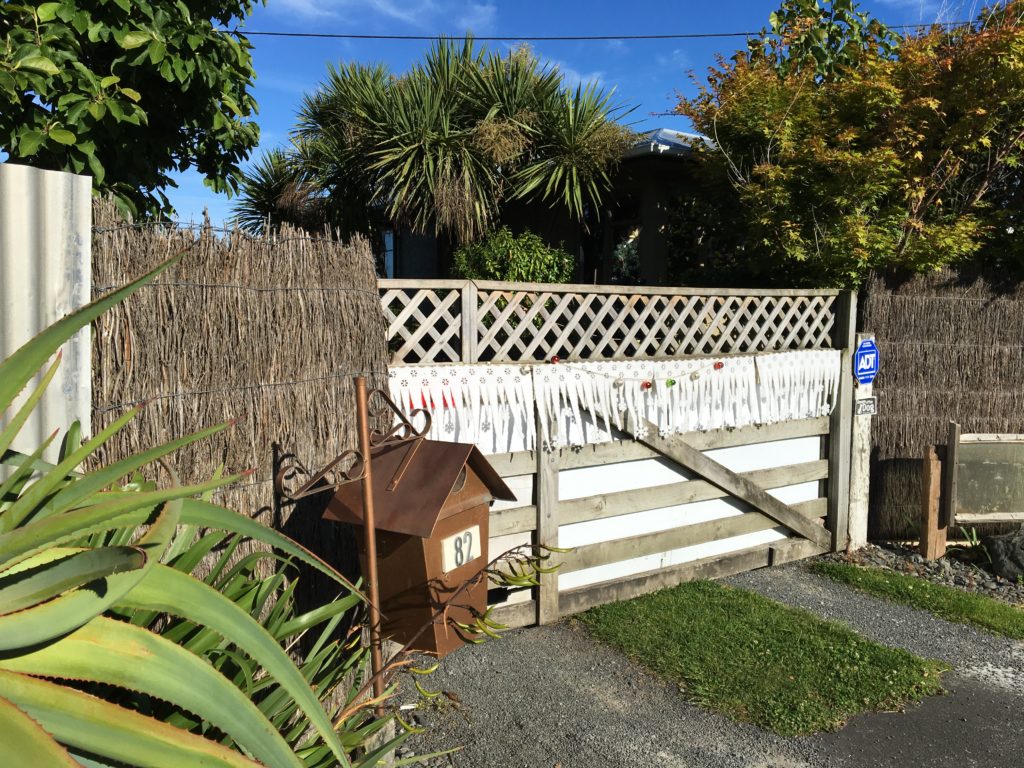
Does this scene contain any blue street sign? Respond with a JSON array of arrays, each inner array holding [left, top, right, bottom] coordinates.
[[854, 338, 880, 385]]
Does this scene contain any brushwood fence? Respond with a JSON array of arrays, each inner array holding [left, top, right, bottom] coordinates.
[[862, 270, 1024, 539], [91, 200, 389, 587], [381, 279, 857, 626]]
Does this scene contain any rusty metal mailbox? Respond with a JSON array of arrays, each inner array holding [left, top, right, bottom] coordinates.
[[324, 438, 515, 657]]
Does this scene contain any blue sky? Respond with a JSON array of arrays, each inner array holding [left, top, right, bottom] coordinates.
[[169, 0, 969, 225]]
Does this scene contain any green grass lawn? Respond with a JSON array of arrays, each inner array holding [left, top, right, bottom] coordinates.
[[812, 561, 1024, 640], [579, 580, 947, 736]]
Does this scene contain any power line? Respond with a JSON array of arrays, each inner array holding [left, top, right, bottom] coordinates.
[[236, 30, 759, 41], [225, 21, 977, 43]]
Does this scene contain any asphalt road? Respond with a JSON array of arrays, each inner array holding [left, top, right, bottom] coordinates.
[[403, 564, 1024, 768]]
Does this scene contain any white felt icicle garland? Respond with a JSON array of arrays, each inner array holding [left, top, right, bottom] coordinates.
[[387, 350, 841, 453]]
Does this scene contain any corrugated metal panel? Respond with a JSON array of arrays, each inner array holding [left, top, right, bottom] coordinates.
[[0, 163, 91, 460]]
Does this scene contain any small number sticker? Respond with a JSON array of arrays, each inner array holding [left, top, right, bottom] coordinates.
[[441, 525, 480, 572]]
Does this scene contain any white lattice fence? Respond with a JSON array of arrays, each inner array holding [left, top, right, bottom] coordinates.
[[380, 280, 842, 364]]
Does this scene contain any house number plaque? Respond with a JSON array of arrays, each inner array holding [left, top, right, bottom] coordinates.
[[441, 525, 480, 572]]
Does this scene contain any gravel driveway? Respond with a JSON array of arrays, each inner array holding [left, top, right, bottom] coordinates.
[[403, 563, 1024, 768]]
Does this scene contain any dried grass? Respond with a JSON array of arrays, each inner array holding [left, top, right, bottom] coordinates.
[[91, 199, 388, 588], [863, 269, 1024, 539]]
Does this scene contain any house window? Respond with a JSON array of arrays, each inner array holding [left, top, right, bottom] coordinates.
[[382, 229, 395, 278]]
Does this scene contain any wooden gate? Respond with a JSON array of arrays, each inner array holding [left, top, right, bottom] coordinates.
[[380, 280, 857, 626]]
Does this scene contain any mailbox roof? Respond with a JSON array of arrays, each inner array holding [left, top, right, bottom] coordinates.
[[323, 439, 516, 538]]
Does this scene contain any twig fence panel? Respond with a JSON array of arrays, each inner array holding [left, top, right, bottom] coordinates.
[[382, 279, 856, 625], [862, 270, 1024, 539], [92, 200, 389, 592]]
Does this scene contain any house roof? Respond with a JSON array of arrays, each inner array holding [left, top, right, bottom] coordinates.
[[624, 128, 712, 159], [323, 439, 516, 538]]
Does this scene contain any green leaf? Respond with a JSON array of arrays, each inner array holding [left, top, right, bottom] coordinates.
[[3, 404, 141, 529], [0, 355, 61, 465], [0, 499, 180, 650], [0, 616, 303, 768], [0, 672, 265, 768], [120, 32, 151, 50], [119, 87, 141, 102], [99, 75, 120, 88], [0, 71, 16, 97], [181, 499, 364, 597], [0, 546, 145, 614], [0, 472, 241, 570], [15, 130, 46, 157], [36, 420, 230, 520], [148, 41, 167, 65], [121, 565, 353, 767], [35, 3, 63, 22], [0, 695, 77, 767], [86, 151, 105, 184], [17, 56, 60, 76], [48, 128, 76, 145]]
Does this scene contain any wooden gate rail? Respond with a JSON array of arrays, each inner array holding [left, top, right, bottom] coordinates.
[[381, 279, 844, 365], [482, 414, 833, 629]]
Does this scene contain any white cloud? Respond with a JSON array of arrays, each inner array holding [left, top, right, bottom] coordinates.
[[656, 48, 690, 70], [457, 3, 497, 33], [552, 60, 604, 90], [269, 0, 440, 27], [604, 39, 628, 56]]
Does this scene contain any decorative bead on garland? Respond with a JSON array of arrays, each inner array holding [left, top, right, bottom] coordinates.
[[550, 355, 560, 364], [640, 380, 653, 391], [666, 378, 677, 387], [714, 361, 725, 371]]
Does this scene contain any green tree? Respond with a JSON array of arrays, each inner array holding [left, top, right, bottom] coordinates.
[[235, 40, 634, 243], [0, 1, 261, 216], [674, 0, 1024, 287]]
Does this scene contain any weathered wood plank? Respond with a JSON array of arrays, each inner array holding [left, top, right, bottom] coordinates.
[[559, 538, 827, 617], [559, 499, 825, 574], [827, 289, 856, 551], [553, 417, 829, 471], [955, 512, 1024, 524], [461, 280, 478, 363], [490, 505, 537, 537], [919, 445, 946, 560], [943, 421, 960, 528], [489, 599, 536, 629], [467, 280, 842, 297], [637, 425, 831, 548], [558, 459, 829, 527], [489, 474, 826, 538], [487, 450, 536, 477], [535, 418, 560, 625], [959, 433, 1024, 443]]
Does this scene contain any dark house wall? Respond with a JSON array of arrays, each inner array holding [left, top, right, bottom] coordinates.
[[389, 151, 698, 282]]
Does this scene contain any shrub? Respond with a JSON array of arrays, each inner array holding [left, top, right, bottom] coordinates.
[[452, 227, 575, 283]]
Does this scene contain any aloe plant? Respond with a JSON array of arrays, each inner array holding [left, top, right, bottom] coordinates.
[[0, 256, 402, 766]]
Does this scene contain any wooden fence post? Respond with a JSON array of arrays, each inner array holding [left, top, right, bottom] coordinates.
[[461, 280, 477, 363], [942, 421, 960, 529], [534, 406, 559, 624], [920, 445, 946, 559], [827, 290, 857, 551]]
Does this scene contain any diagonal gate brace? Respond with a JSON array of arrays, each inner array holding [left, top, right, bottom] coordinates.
[[637, 421, 831, 550]]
